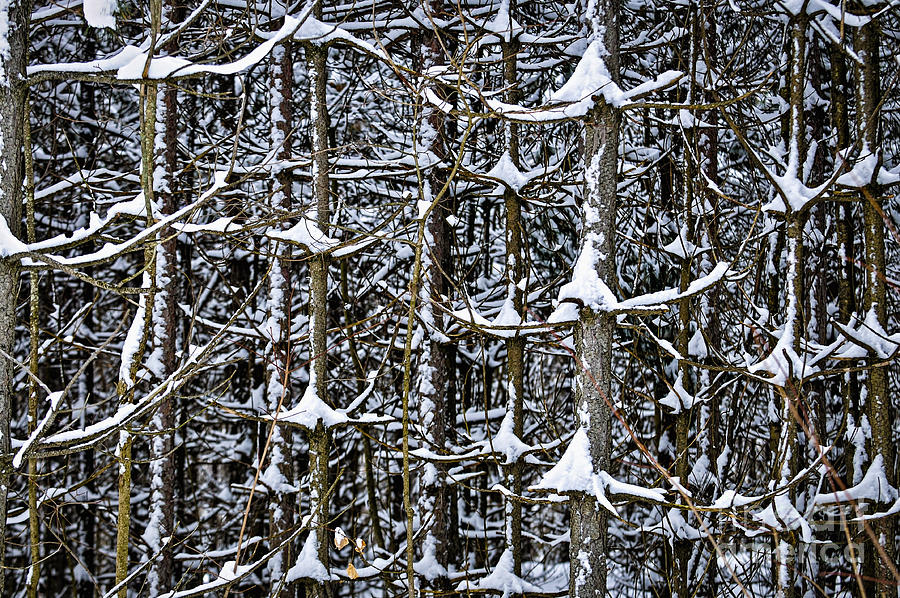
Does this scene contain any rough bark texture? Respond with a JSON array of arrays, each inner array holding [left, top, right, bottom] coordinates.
[[264, 32, 296, 598], [24, 86, 41, 598], [771, 15, 807, 598], [145, 53, 179, 595], [116, 71, 159, 598], [570, 4, 619, 596], [501, 0, 525, 574], [0, 0, 29, 591], [75, 32, 98, 597], [697, 5, 720, 596], [414, 0, 459, 588], [669, 7, 700, 596], [856, 14, 895, 597], [306, 22, 333, 598]]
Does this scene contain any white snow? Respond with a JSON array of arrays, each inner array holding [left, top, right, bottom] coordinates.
[[217, 560, 253, 582], [485, 411, 531, 464], [486, 151, 531, 192], [456, 549, 540, 595], [532, 428, 664, 514], [286, 533, 333, 582], [836, 151, 879, 187], [83, 0, 116, 28], [550, 40, 624, 108], [814, 455, 898, 506], [277, 383, 349, 429], [481, 0, 525, 42], [267, 214, 339, 253], [481, 42, 679, 122], [171, 216, 236, 234], [119, 272, 150, 386], [658, 372, 697, 414], [13, 391, 64, 468], [835, 307, 900, 359], [334, 527, 349, 550], [413, 534, 447, 580], [492, 297, 522, 329], [32, 17, 305, 79], [554, 260, 730, 318], [687, 328, 708, 359], [29, 44, 143, 75], [662, 225, 700, 259], [557, 233, 619, 311], [0, 214, 27, 256], [751, 493, 813, 542], [710, 489, 760, 509], [451, 301, 550, 338]]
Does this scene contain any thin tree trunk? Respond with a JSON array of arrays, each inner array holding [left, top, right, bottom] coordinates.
[[24, 89, 41, 598], [117, 55, 160, 598], [303, 16, 333, 596], [400, 239, 427, 598], [697, 5, 721, 595], [500, 1, 526, 574], [144, 33, 179, 594], [570, 6, 619, 597], [264, 25, 296, 598], [0, 0, 30, 590], [773, 14, 807, 598], [856, 13, 895, 597], [670, 6, 700, 595], [339, 261, 386, 550], [77, 291, 97, 598], [413, 1, 458, 588], [75, 29, 98, 598], [830, 45, 863, 501]]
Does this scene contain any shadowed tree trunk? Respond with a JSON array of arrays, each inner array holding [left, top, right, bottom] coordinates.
[[855, 10, 896, 597], [500, 0, 526, 575], [413, 0, 458, 591], [144, 5, 180, 592], [768, 12, 808, 598], [569, 4, 619, 597], [299, 6, 334, 595], [263, 15, 296, 596], [0, 0, 30, 591]]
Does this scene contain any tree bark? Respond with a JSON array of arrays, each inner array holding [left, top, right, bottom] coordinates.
[[772, 13, 808, 598], [304, 16, 333, 596], [856, 12, 896, 597], [413, 0, 458, 589], [0, 0, 29, 591], [263, 28, 297, 598], [570, 5, 619, 597], [116, 49, 160, 598], [501, 1, 525, 573], [144, 8, 180, 590]]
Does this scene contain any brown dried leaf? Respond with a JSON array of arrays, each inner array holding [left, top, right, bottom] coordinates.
[[347, 562, 359, 580], [334, 528, 350, 550]]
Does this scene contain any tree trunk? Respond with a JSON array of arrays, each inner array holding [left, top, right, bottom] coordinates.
[[856, 12, 896, 597], [144, 65, 179, 598], [263, 25, 297, 598], [570, 5, 619, 597], [23, 85, 42, 598], [501, 1, 526, 573], [0, 0, 29, 591], [303, 17, 333, 596], [413, 0, 458, 589], [116, 67, 159, 598], [773, 14, 807, 598]]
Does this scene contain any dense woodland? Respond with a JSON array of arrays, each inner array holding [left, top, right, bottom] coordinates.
[[0, 0, 898, 597]]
